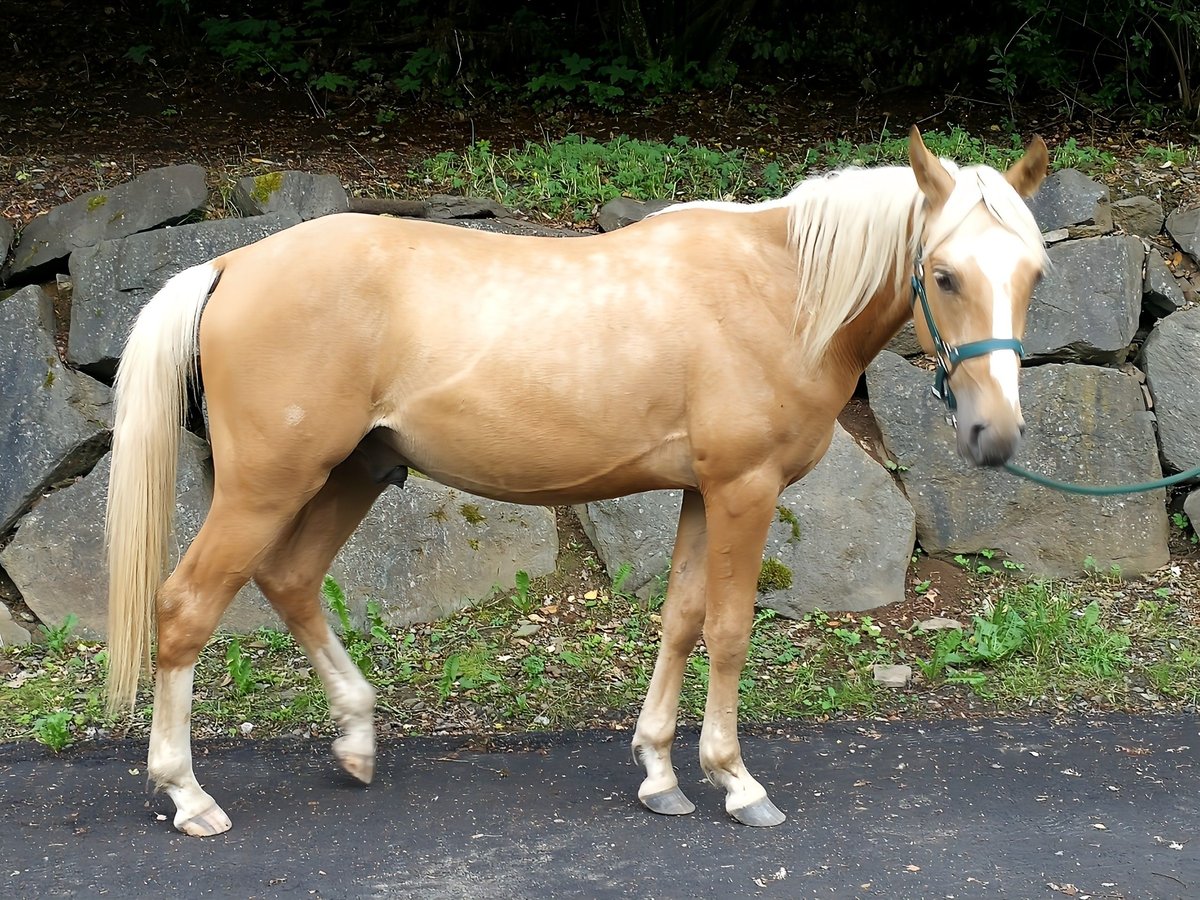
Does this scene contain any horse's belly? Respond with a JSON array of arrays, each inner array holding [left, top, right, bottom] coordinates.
[[375, 389, 694, 505]]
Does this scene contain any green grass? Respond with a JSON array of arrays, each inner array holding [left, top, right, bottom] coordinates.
[[0, 568, 1196, 746], [415, 126, 1123, 223]]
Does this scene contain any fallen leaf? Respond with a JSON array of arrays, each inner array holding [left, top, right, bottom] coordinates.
[[905, 864, 921, 872]]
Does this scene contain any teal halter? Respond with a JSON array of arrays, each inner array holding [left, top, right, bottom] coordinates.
[[909, 249, 1200, 495], [909, 250, 1025, 416]]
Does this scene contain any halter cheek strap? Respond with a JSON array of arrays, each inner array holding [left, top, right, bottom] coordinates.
[[910, 250, 1025, 416]]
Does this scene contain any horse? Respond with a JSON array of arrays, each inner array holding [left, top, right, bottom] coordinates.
[[104, 127, 1048, 835]]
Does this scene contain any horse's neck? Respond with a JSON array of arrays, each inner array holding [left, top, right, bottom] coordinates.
[[828, 277, 913, 376]]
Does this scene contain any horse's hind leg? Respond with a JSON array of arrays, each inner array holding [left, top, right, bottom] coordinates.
[[632, 489, 707, 815], [254, 451, 387, 785], [149, 487, 323, 836], [696, 473, 785, 826]]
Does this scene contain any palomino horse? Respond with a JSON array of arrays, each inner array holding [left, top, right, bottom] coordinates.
[[105, 127, 1047, 835]]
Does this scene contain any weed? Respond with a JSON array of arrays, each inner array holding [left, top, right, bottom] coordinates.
[[32, 710, 73, 751], [323, 575, 353, 635], [511, 570, 535, 614], [225, 639, 255, 696], [39, 614, 78, 655]]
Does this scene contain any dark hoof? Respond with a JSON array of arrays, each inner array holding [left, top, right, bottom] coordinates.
[[728, 796, 786, 827], [640, 786, 696, 816]]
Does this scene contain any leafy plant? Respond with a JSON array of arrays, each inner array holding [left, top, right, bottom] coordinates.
[[225, 638, 255, 696], [39, 614, 78, 655], [32, 710, 73, 752]]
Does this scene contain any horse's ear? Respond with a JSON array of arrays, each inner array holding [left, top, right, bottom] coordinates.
[[908, 126, 954, 210], [1004, 135, 1049, 198]]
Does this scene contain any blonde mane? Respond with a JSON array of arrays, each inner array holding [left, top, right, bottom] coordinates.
[[655, 156, 1045, 371]]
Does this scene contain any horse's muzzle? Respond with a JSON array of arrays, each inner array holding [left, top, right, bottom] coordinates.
[[958, 417, 1024, 467]]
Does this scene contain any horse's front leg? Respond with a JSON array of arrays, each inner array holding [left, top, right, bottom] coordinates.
[[632, 489, 707, 815], [698, 474, 785, 826]]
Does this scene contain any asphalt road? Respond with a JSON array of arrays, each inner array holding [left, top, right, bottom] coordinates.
[[1, 715, 1196, 899]]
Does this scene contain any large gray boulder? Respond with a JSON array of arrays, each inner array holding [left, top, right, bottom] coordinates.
[[0, 285, 112, 536], [576, 425, 916, 616], [1111, 196, 1164, 238], [1, 430, 558, 638], [231, 171, 349, 220], [67, 212, 301, 378], [0, 217, 13, 269], [1, 431, 275, 639], [7, 165, 208, 279], [1023, 236, 1143, 364], [866, 352, 1168, 577], [1166, 206, 1200, 263], [596, 197, 676, 232], [0, 599, 31, 647], [331, 480, 559, 628], [1144, 250, 1185, 318], [1025, 169, 1112, 233], [1140, 307, 1200, 473]]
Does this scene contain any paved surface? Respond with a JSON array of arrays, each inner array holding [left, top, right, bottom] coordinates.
[[0, 715, 1196, 899]]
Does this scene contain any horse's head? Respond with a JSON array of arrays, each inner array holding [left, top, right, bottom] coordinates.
[[907, 126, 1048, 467]]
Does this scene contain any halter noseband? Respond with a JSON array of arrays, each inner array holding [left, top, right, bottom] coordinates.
[[910, 247, 1025, 419]]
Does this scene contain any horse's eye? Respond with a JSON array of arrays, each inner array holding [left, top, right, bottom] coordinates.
[[934, 270, 958, 294]]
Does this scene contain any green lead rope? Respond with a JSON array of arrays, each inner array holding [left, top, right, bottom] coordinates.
[[1002, 461, 1200, 496]]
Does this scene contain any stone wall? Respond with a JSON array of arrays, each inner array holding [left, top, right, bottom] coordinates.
[[1, 164, 1198, 645]]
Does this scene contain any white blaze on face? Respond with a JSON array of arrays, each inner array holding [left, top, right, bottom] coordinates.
[[943, 228, 1028, 411], [974, 230, 1027, 410]]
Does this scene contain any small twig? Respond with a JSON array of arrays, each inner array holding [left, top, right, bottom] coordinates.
[[1152, 872, 1186, 888], [346, 143, 379, 176]]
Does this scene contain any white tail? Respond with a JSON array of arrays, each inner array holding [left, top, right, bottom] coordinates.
[[105, 262, 220, 715]]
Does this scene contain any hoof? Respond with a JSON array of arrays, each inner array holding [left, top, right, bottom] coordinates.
[[728, 796, 786, 827], [640, 786, 696, 816], [175, 803, 232, 837], [333, 743, 375, 785]]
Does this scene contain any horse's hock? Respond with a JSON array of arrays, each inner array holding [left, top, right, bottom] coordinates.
[[0, 163, 1197, 640]]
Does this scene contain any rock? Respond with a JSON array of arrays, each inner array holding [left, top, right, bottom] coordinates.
[[67, 212, 301, 379], [7, 165, 208, 279], [231, 171, 349, 220], [1184, 490, 1200, 533], [1166, 206, 1200, 264], [1, 428, 559, 638], [0, 601, 31, 647], [1111, 196, 1164, 238], [331, 481, 559, 628], [576, 490, 683, 596], [885, 321, 925, 357], [1023, 236, 1143, 364], [918, 617, 963, 631], [1140, 307, 1200, 473], [1144, 250, 1185, 317], [1042, 228, 1070, 244], [577, 424, 916, 617], [428, 194, 509, 219], [872, 664, 911, 687], [0, 217, 13, 269], [0, 431, 274, 639], [1025, 169, 1112, 233], [866, 351, 1169, 578], [0, 285, 112, 536], [596, 197, 676, 232]]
